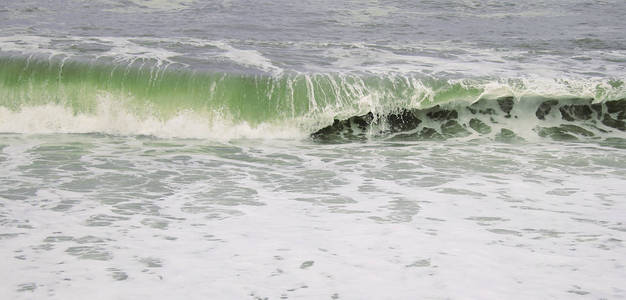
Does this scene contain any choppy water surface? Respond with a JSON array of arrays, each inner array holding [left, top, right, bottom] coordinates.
[[1, 0, 626, 299], [1, 134, 625, 299]]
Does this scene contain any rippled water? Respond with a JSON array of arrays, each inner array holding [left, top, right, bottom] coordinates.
[[1, 134, 625, 299], [2, 0, 626, 299], [1, 0, 625, 77]]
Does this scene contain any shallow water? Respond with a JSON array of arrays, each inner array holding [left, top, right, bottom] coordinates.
[[1, 134, 625, 299]]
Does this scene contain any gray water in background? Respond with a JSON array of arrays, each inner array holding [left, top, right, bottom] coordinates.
[[1, 0, 625, 76], [3, 0, 625, 49], [1, 0, 626, 299]]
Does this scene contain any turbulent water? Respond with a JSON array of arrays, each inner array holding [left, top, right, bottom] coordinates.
[[1, 0, 626, 299]]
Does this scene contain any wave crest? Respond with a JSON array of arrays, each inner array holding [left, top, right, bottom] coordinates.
[[0, 56, 625, 141]]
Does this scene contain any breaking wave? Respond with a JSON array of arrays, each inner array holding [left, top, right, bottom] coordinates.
[[0, 56, 624, 141]]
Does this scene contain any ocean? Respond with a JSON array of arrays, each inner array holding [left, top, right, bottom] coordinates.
[[1, 0, 625, 299]]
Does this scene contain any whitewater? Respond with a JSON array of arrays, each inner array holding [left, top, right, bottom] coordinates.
[[1, 0, 625, 299]]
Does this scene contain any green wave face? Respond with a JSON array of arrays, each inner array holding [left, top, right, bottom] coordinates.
[[1, 56, 314, 123], [0, 56, 625, 140], [0, 57, 483, 122]]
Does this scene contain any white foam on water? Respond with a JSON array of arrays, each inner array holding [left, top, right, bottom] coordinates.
[[0, 94, 306, 140], [211, 41, 284, 74], [476, 77, 619, 102], [0, 35, 182, 68], [0, 36, 60, 57], [310, 41, 626, 79], [0, 35, 287, 74], [92, 37, 181, 67], [2, 35, 625, 80], [0, 137, 624, 299]]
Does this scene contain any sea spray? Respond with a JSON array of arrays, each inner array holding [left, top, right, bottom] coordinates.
[[1, 56, 624, 140]]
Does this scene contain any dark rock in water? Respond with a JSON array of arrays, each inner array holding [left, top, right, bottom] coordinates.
[[559, 109, 574, 122], [535, 100, 558, 120], [441, 120, 470, 137], [387, 110, 421, 132], [559, 105, 593, 121], [605, 99, 626, 114], [468, 104, 496, 115], [606, 99, 626, 120], [311, 109, 425, 141], [312, 110, 423, 141], [535, 126, 579, 141], [419, 127, 443, 140], [469, 118, 492, 134], [350, 112, 374, 130], [312, 119, 350, 137], [591, 103, 603, 116], [495, 128, 523, 142], [497, 97, 515, 118], [427, 108, 458, 121], [479, 108, 496, 115], [312, 119, 345, 137], [602, 115, 626, 131], [311, 112, 374, 139]]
